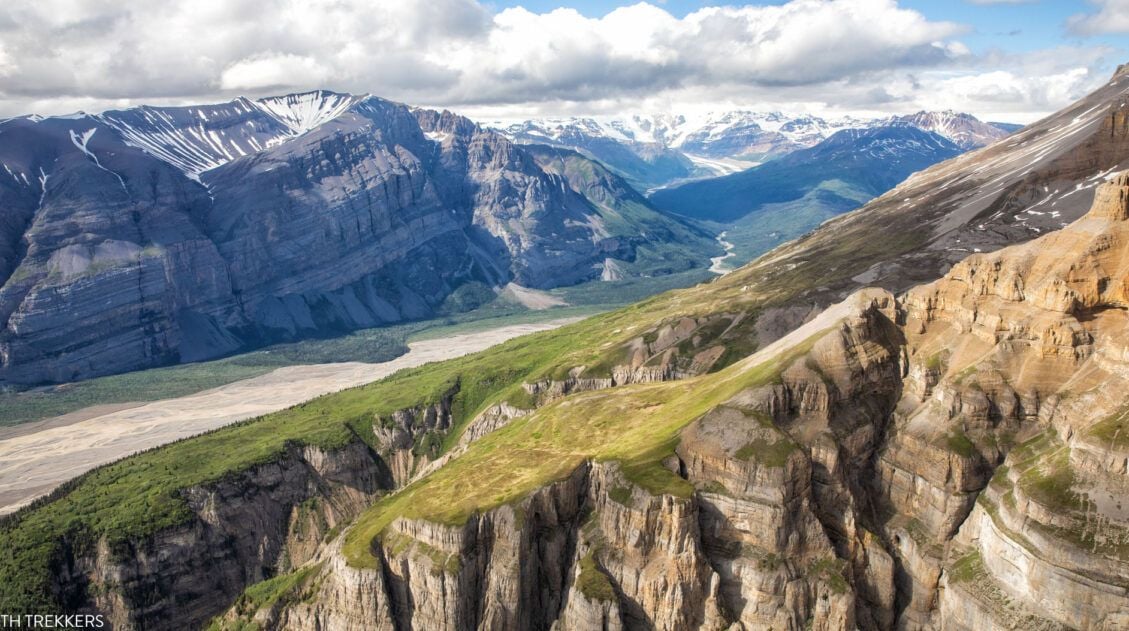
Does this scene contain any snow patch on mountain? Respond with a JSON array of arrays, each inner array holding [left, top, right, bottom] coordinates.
[[92, 91, 365, 180], [490, 109, 1015, 167], [253, 91, 361, 137], [68, 128, 97, 157], [880, 110, 1010, 150]]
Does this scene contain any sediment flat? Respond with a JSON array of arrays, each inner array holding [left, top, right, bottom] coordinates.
[[0, 318, 579, 514]]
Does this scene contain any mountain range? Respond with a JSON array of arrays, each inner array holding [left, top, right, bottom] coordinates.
[[0, 92, 716, 384], [651, 124, 967, 224], [648, 124, 969, 265], [2, 63, 1127, 631], [490, 109, 1015, 191]]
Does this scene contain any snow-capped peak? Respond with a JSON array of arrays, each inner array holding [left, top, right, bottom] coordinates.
[[87, 91, 366, 179], [252, 90, 362, 137], [878, 110, 1008, 150], [490, 109, 1015, 163], [489, 110, 878, 160]]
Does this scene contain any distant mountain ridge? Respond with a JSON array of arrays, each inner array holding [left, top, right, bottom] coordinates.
[[0, 91, 716, 384], [649, 125, 967, 265], [488, 109, 1015, 190], [882, 110, 1014, 150], [653, 125, 966, 222]]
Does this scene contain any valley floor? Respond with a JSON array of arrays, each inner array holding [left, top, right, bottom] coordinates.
[[0, 318, 581, 515]]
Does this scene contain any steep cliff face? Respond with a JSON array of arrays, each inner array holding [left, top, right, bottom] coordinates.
[[203, 288, 902, 630], [214, 174, 1129, 630], [51, 440, 387, 631], [0, 92, 714, 384], [884, 172, 1129, 629]]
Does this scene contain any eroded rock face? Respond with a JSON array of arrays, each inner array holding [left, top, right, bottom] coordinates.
[[0, 92, 711, 384], [879, 173, 1129, 629], [52, 441, 387, 631], [258, 174, 1129, 630]]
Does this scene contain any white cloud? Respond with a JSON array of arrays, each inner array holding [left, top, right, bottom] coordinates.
[[0, 0, 964, 111], [0, 0, 1117, 122], [909, 68, 1095, 122], [451, 0, 966, 102], [0, 45, 14, 76], [1068, 0, 1129, 35], [220, 53, 331, 91]]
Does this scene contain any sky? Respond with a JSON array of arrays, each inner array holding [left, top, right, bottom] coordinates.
[[0, 0, 1126, 123]]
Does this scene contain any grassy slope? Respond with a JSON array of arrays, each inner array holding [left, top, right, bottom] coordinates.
[[0, 284, 742, 609], [341, 331, 823, 567]]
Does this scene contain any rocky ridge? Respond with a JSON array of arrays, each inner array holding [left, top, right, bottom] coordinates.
[[0, 92, 714, 384], [489, 109, 1009, 191]]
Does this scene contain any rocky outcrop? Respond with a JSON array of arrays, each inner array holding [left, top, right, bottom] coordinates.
[[50, 440, 387, 630], [372, 386, 458, 486], [532, 312, 757, 401], [875, 173, 1129, 629], [519, 313, 757, 408]]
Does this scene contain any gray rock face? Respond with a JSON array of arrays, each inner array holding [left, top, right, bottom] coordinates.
[[57, 441, 388, 631], [0, 92, 712, 384]]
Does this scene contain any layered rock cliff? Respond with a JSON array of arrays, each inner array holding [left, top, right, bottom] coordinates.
[[0, 92, 714, 384], [888, 172, 1129, 629], [213, 174, 1129, 630], [55, 440, 388, 630]]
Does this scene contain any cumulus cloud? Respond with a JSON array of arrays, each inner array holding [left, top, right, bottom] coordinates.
[[1068, 0, 1129, 35], [220, 54, 332, 91], [0, 0, 1117, 122]]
